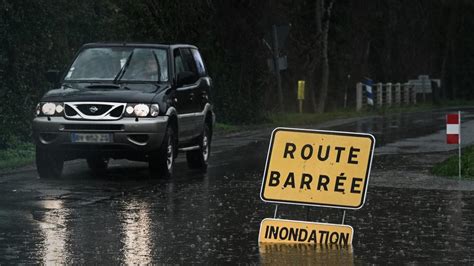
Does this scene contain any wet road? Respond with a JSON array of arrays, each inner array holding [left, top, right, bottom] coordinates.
[[1, 108, 474, 264]]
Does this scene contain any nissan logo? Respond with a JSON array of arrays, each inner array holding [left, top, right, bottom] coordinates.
[[89, 106, 99, 113]]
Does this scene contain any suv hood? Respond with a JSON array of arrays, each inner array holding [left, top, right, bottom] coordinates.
[[41, 83, 167, 103]]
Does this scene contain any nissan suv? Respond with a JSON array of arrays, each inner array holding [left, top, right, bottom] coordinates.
[[33, 43, 214, 179]]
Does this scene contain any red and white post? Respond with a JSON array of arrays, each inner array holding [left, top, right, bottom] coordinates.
[[446, 111, 461, 178]]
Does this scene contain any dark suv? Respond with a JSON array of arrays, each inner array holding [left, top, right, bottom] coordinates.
[[33, 43, 214, 178]]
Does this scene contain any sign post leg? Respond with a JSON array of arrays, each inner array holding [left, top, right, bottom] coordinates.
[[341, 210, 346, 225], [273, 204, 279, 218], [459, 110, 462, 179]]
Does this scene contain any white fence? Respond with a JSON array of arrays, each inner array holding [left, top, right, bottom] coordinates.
[[356, 82, 418, 111]]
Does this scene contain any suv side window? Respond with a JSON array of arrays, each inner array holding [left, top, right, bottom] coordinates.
[[180, 48, 198, 76], [191, 49, 206, 77], [174, 48, 188, 76]]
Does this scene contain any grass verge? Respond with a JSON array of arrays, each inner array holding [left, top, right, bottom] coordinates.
[[267, 110, 369, 128], [0, 142, 35, 170], [215, 109, 372, 135], [431, 145, 474, 180], [214, 123, 243, 134]]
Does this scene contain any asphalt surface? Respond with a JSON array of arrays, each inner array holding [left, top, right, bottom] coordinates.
[[1, 108, 474, 264]]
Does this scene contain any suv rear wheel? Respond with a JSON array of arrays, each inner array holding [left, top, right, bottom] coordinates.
[[36, 146, 64, 179], [186, 124, 211, 170], [149, 126, 175, 178]]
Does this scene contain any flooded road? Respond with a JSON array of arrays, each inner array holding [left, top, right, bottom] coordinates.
[[1, 108, 473, 264]]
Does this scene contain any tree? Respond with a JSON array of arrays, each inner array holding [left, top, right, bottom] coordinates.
[[316, 0, 333, 113]]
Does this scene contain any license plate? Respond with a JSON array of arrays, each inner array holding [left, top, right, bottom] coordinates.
[[71, 133, 112, 143]]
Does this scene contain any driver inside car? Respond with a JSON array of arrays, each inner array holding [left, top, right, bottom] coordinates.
[[122, 52, 160, 81]]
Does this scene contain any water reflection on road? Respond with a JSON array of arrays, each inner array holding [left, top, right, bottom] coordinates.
[[22, 170, 472, 264], [259, 243, 354, 265], [37, 200, 69, 264], [121, 199, 153, 264]]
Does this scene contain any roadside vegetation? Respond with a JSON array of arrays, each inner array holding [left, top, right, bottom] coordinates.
[[0, 141, 35, 170], [432, 146, 474, 180]]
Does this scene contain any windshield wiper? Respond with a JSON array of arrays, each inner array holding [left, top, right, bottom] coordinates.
[[152, 51, 162, 83], [113, 50, 134, 84]]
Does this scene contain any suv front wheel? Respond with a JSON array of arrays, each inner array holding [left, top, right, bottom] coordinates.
[[36, 146, 64, 179], [149, 126, 175, 178]]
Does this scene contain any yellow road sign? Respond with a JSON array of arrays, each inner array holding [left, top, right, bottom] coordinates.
[[260, 127, 375, 209], [258, 218, 353, 245]]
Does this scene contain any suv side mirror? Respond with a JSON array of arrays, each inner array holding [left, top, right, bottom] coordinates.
[[45, 70, 61, 83], [176, 71, 197, 87]]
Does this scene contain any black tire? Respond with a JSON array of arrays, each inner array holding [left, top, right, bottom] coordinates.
[[149, 127, 175, 178], [87, 156, 109, 174], [186, 123, 211, 170], [36, 146, 64, 179]]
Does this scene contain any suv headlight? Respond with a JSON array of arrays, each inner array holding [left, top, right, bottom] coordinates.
[[150, 104, 160, 117], [125, 103, 160, 117], [36, 102, 64, 116], [134, 104, 149, 117]]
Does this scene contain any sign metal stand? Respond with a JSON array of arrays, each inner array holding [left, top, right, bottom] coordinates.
[[458, 111, 462, 179]]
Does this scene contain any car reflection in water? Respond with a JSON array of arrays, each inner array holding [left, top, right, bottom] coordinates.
[[121, 199, 153, 264], [38, 200, 70, 264]]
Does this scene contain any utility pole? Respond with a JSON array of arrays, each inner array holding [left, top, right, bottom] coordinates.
[[344, 74, 350, 108], [272, 25, 284, 111]]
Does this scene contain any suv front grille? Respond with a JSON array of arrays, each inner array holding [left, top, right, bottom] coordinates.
[[77, 104, 111, 116], [109, 105, 124, 117], [64, 102, 126, 120], [65, 105, 78, 116]]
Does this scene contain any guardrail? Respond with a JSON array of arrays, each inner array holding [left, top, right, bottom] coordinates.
[[356, 82, 417, 111]]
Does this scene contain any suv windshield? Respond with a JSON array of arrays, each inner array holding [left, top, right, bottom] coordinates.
[[64, 47, 169, 82]]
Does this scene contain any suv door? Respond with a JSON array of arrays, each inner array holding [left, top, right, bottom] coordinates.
[[180, 48, 202, 114], [173, 48, 196, 142], [189, 48, 211, 114], [182, 48, 211, 137], [180, 48, 211, 139]]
